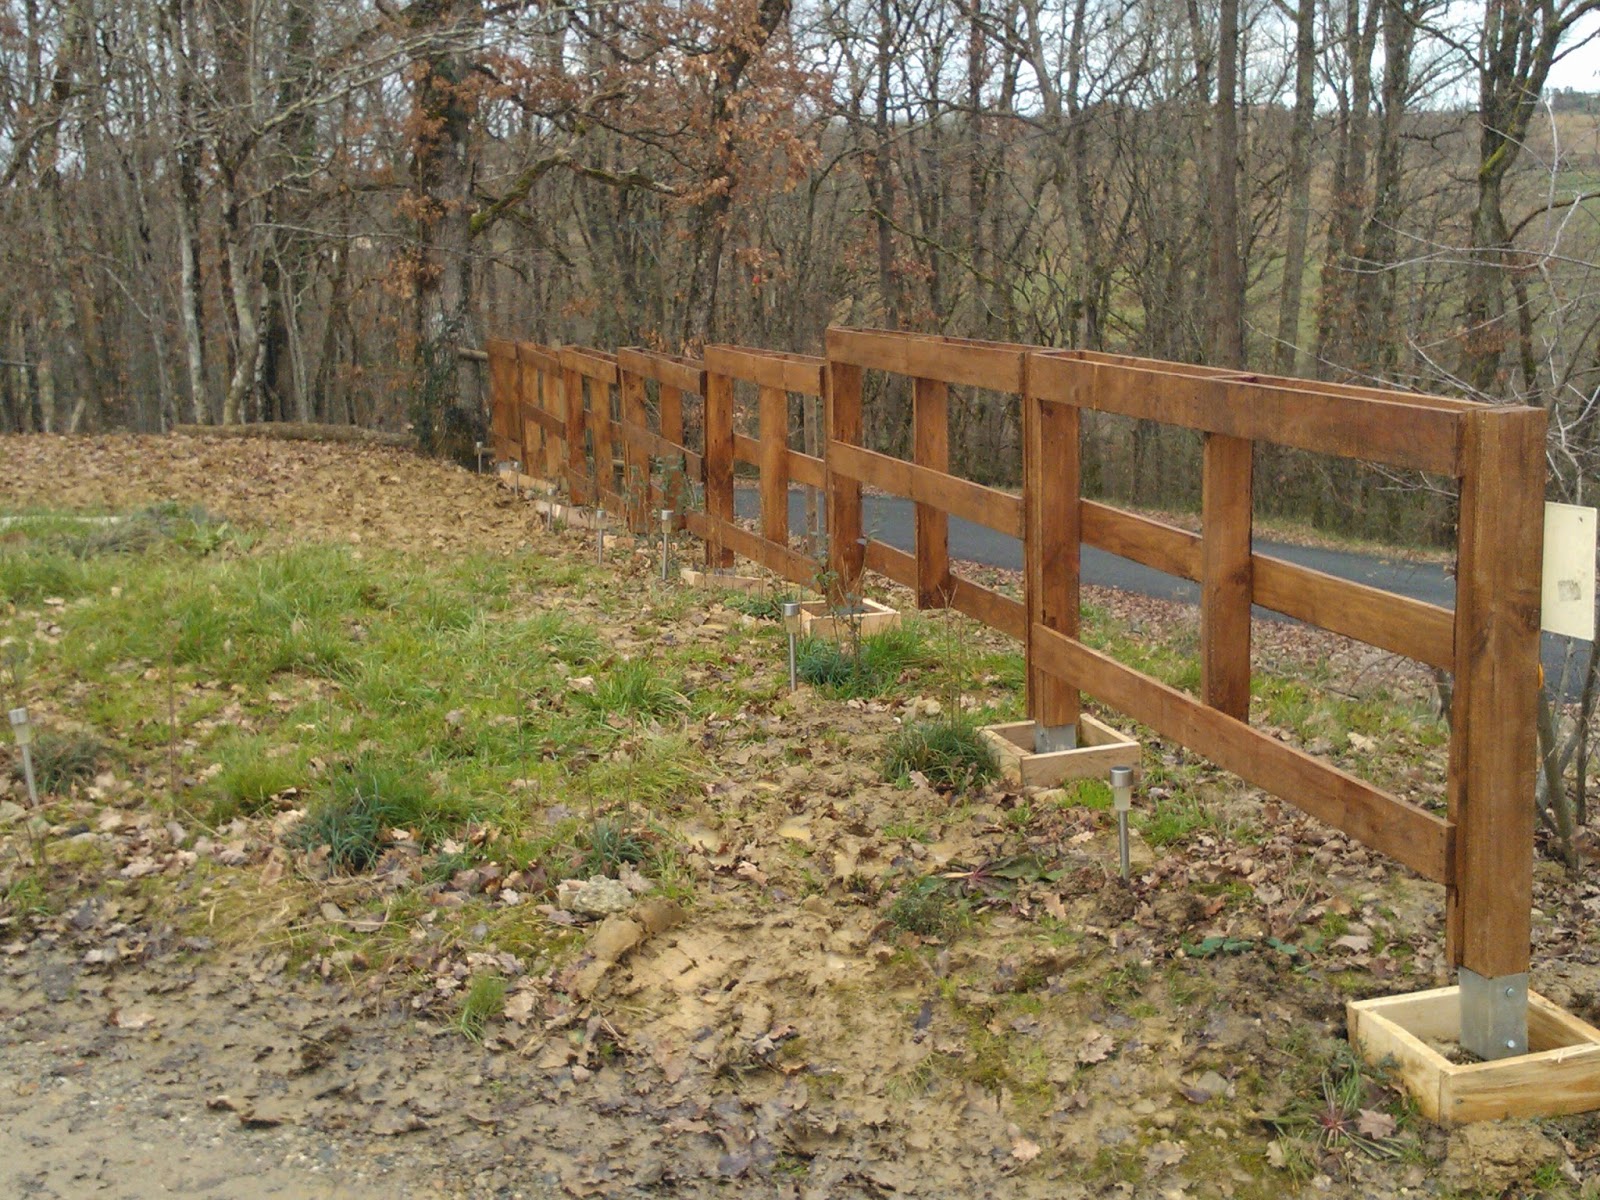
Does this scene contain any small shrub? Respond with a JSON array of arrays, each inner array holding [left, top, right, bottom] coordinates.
[[884, 718, 998, 790], [457, 972, 507, 1042], [886, 878, 968, 938], [796, 626, 931, 698], [576, 818, 653, 877], [22, 730, 109, 794], [292, 757, 441, 872], [583, 659, 688, 721], [725, 590, 801, 621], [208, 742, 303, 823]]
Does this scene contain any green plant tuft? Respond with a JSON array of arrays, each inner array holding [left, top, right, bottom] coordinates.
[[21, 730, 110, 794], [884, 718, 998, 790], [582, 659, 689, 721], [886, 877, 968, 938], [457, 972, 507, 1042], [795, 626, 930, 698], [291, 757, 451, 873]]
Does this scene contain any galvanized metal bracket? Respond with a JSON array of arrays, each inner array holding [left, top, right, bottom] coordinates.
[[1459, 967, 1529, 1060], [1035, 723, 1078, 754]]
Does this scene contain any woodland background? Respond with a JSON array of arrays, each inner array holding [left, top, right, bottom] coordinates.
[[4, 0, 1600, 540]]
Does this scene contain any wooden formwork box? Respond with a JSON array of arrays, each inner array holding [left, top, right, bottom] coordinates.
[[1349, 987, 1600, 1123]]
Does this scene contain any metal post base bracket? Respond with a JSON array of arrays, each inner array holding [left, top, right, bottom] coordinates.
[[1459, 968, 1529, 1060], [1035, 723, 1078, 754]]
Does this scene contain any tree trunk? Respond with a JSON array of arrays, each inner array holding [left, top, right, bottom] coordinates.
[[408, 0, 485, 460], [1211, 0, 1244, 366], [1273, 0, 1317, 376]]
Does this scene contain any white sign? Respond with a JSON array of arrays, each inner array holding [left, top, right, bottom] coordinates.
[[1542, 502, 1597, 642]]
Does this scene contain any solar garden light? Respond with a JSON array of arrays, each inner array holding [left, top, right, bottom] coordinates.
[[782, 602, 804, 691], [659, 509, 675, 582], [9, 707, 38, 808], [475, 441, 487, 473], [1110, 765, 1134, 880], [595, 508, 606, 565], [509, 459, 522, 488]]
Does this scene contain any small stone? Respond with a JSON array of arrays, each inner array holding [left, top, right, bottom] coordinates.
[[634, 897, 685, 935], [557, 875, 633, 918]]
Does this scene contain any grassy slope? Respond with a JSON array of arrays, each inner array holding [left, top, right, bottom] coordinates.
[[1, 435, 1595, 1198]]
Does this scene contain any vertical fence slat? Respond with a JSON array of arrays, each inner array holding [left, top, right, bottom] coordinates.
[[914, 376, 951, 609], [1201, 433, 1254, 720], [704, 369, 735, 569], [541, 358, 561, 481], [562, 365, 587, 506], [760, 384, 789, 549], [827, 361, 866, 605], [621, 365, 650, 530], [1025, 391, 1081, 733], [1448, 407, 1545, 981]]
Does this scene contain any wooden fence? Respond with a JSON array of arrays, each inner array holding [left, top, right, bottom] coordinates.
[[485, 328, 1545, 1048]]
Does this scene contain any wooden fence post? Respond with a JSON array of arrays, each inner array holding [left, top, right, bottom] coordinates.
[[760, 384, 790, 550], [826, 359, 865, 606], [515, 344, 539, 478], [913, 376, 951, 610], [1024, 373, 1081, 747], [562, 362, 587, 506], [1449, 405, 1545, 1059], [660, 383, 687, 515], [540, 353, 561, 481], [1201, 432, 1254, 720], [620, 363, 650, 531], [704, 368, 735, 569]]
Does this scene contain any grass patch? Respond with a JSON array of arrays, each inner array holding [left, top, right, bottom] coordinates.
[[206, 738, 305, 824], [292, 756, 466, 873], [581, 658, 689, 722], [20, 730, 109, 794], [796, 626, 930, 698], [457, 972, 507, 1042], [724, 589, 803, 621], [886, 877, 969, 938], [884, 717, 998, 790]]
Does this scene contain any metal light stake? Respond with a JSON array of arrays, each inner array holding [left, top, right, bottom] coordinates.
[[9, 707, 38, 807], [475, 442, 487, 473], [782, 602, 803, 691], [659, 509, 675, 582], [595, 510, 605, 565], [1110, 765, 1134, 880]]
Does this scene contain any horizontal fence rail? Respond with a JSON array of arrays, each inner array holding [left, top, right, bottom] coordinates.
[[483, 325, 1545, 1002]]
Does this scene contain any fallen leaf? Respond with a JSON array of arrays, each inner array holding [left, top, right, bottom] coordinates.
[[1354, 1108, 1396, 1139], [1011, 1137, 1042, 1163], [1075, 1032, 1114, 1065]]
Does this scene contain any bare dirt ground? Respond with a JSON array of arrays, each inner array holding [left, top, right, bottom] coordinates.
[[3, 434, 1600, 1199]]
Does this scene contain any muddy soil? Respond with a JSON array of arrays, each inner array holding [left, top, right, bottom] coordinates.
[[4, 434, 1600, 1199]]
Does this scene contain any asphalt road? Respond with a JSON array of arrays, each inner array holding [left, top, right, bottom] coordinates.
[[733, 488, 1584, 685]]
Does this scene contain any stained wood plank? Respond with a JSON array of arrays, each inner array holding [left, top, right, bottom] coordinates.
[[788, 451, 825, 489], [1026, 390, 1081, 731], [1252, 557, 1455, 671], [562, 367, 588, 506], [827, 442, 1024, 538], [617, 347, 706, 396], [914, 376, 952, 609], [703, 369, 736, 569], [950, 577, 1027, 640], [864, 538, 916, 589], [759, 384, 790, 548], [1081, 502, 1202, 579], [827, 328, 1026, 392], [559, 346, 619, 384], [1447, 407, 1545, 978], [1031, 624, 1455, 882], [1202, 434, 1254, 720], [683, 511, 816, 587], [1028, 354, 1464, 475], [827, 361, 866, 605], [704, 345, 827, 396], [620, 364, 652, 531]]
